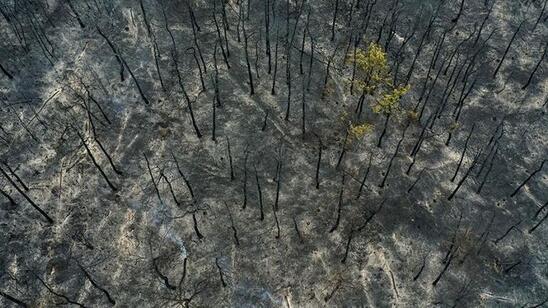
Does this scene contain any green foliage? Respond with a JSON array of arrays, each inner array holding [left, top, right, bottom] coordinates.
[[348, 122, 374, 141], [339, 111, 373, 143], [347, 42, 411, 118], [372, 85, 411, 115], [352, 42, 391, 95]]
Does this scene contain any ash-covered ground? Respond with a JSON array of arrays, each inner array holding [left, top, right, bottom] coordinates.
[[0, 0, 547, 307]]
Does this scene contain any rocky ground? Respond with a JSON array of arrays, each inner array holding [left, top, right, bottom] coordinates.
[[0, 0, 547, 307]]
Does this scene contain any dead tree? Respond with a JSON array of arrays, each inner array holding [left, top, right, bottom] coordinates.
[[293, 216, 304, 243], [213, 0, 230, 70], [0, 165, 53, 224], [356, 154, 372, 199], [522, 41, 547, 90], [377, 112, 391, 148], [255, 35, 262, 79], [65, 0, 85, 28], [178, 257, 188, 289], [224, 202, 240, 246], [301, 78, 306, 138], [139, 0, 165, 92], [477, 147, 497, 194], [274, 157, 283, 212], [170, 46, 202, 138], [492, 20, 524, 78], [307, 33, 315, 92], [532, 0, 548, 31], [329, 174, 346, 233], [85, 101, 123, 176], [413, 254, 428, 281], [265, 0, 272, 73], [188, 47, 207, 92], [262, 111, 269, 131], [255, 165, 264, 220], [448, 151, 481, 201], [533, 201, 548, 220], [226, 137, 235, 181], [215, 258, 227, 287], [331, 0, 340, 41], [451, 124, 475, 182], [96, 27, 150, 105], [493, 220, 521, 245], [529, 211, 548, 234], [404, 1, 444, 85], [271, 194, 281, 239], [0, 290, 28, 307], [341, 200, 385, 263], [336, 131, 349, 169], [379, 125, 408, 188], [433, 214, 463, 286], [315, 136, 322, 189], [243, 19, 255, 95], [375, 0, 399, 46], [284, 32, 292, 121], [383, 1, 402, 50], [153, 257, 177, 290], [172, 153, 195, 200], [220, 1, 230, 57], [37, 275, 86, 307], [212, 43, 221, 106], [188, 2, 207, 74], [272, 20, 280, 95], [144, 153, 163, 204], [299, 10, 310, 75], [475, 211, 495, 256], [237, 0, 243, 42], [417, 57, 449, 122], [212, 81, 217, 141], [192, 212, 204, 239], [416, 25, 451, 105], [242, 146, 249, 209], [349, 35, 361, 95], [472, 0, 495, 48], [322, 45, 339, 96], [1, 162, 29, 191], [359, 0, 378, 39], [510, 159, 546, 197], [0, 62, 14, 79], [77, 263, 116, 305], [0, 187, 17, 206], [160, 172, 180, 207], [451, 0, 465, 23], [75, 128, 118, 192], [393, 16, 419, 84]]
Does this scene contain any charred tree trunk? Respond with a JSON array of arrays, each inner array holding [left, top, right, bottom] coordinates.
[[510, 160, 546, 197], [225, 202, 240, 246], [255, 165, 264, 220], [492, 20, 524, 78], [315, 136, 322, 189], [76, 128, 118, 192], [0, 165, 53, 224], [356, 154, 372, 199], [522, 42, 547, 90], [379, 125, 407, 188], [451, 124, 475, 182], [144, 153, 162, 204], [331, 0, 339, 41], [451, 0, 465, 23], [243, 20, 255, 95], [329, 174, 345, 233]]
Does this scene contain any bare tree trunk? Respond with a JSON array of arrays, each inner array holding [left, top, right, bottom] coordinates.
[[492, 20, 524, 78], [0, 165, 53, 224]]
